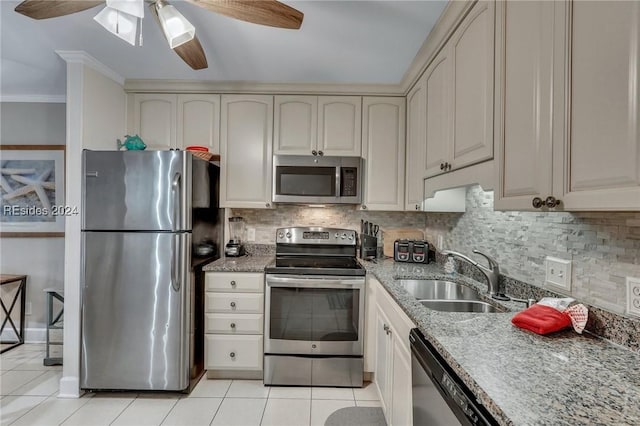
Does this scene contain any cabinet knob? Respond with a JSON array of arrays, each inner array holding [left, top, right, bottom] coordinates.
[[532, 197, 544, 209], [545, 196, 561, 208], [265, 202, 271, 208], [229, 352, 236, 358], [312, 150, 318, 156], [440, 163, 445, 170], [383, 324, 391, 335], [230, 301, 236, 308], [362, 205, 367, 210], [447, 163, 452, 171], [230, 323, 236, 329], [230, 280, 236, 287], [318, 150, 324, 156]]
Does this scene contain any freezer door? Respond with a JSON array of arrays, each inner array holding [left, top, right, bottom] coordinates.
[[83, 150, 192, 231], [81, 231, 191, 391]]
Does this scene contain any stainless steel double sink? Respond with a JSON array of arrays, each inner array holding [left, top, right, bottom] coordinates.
[[399, 279, 502, 313]]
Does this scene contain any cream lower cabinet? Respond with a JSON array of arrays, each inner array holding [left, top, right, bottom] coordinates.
[[361, 97, 406, 211], [128, 93, 220, 152], [204, 272, 264, 376], [220, 95, 274, 208], [369, 277, 415, 426], [496, 0, 640, 211]]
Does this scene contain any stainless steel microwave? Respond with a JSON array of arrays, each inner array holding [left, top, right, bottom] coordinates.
[[272, 155, 363, 204]]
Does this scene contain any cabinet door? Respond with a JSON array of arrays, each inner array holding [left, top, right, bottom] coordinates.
[[131, 94, 176, 150], [274, 96, 317, 155], [361, 97, 406, 211], [374, 304, 392, 419], [424, 49, 452, 179], [318, 96, 362, 156], [450, 0, 495, 170], [390, 339, 412, 426], [405, 75, 427, 210], [495, 1, 555, 210], [177, 94, 220, 153], [562, 1, 640, 210], [220, 95, 274, 208]]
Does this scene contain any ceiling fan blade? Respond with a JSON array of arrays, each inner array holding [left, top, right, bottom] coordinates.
[[15, 1, 104, 20], [174, 37, 209, 70], [186, 0, 303, 29]]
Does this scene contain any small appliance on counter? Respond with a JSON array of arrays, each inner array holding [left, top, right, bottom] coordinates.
[[359, 220, 379, 259], [394, 239, 432, 264], [225, 216, 246, 257]]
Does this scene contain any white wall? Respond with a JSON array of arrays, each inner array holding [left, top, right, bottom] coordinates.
[[58, 54, 126, 398], [0, 102, 66, 339]]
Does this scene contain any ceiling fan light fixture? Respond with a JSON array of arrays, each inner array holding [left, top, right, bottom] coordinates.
[[94, 6, 139, 46], [155, 0, 195, 49], [106, 0, 145, 19]]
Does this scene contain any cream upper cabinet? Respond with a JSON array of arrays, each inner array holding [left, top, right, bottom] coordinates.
[[317, 96, 362, 156], [424, 49, 452, 179], [361, 97, 406, 211], [561, 0, 640, 210], [177, 94, 220, 153], [449, 0, 495, 170], [130, 93, 177, 150], [220, 95, 274, 209], [496, 0, 640, 211], [405, 74, 427, 211], [273, 95, 318, 155], [495, 1, 555, 210]]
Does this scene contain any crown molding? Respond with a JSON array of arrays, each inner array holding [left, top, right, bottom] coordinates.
[[399, 0, 475, 94], [55, 50, 125, 86], [124, 79, 404, 96], [0, 95, 66, 103]]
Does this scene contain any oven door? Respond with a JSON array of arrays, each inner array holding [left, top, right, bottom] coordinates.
[[265, 274, 365, 356]]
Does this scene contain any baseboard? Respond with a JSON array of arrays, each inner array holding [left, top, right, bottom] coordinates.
[[1, 327, 47, 343], [206, 370, 263, 380], [58, 376, 81, 398]]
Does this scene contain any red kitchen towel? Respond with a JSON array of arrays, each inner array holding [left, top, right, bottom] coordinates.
[[511, 304, 572, 335]]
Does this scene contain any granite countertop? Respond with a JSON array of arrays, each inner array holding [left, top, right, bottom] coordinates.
[[202, 255, 274, 273], [200, 255, 640, 424], [362, 258, 640, 426]]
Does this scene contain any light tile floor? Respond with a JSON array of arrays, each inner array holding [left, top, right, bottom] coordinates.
[[1, 344, 381, 426]]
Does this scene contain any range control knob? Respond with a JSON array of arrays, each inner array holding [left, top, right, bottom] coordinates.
[[286, 232, 292, 238], [335, 233, 339, 239], [278, 232, 284, 239], [341, 233, 347, 240], [348, 235, 354, 240]]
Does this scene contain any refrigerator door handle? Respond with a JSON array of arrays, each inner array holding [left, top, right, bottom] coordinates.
[[171, 172, 182, 232], [171, 233, 181, 292]]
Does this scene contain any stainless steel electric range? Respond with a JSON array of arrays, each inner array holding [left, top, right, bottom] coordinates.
[[264, 227, 365, 387]]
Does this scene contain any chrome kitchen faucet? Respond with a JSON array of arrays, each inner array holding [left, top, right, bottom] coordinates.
[[441, 249, 509, 301]]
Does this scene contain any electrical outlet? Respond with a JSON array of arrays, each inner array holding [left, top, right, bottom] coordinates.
[[437, 235, 444, 250], [545, 257, 572, 291], [25, 302, 32, 316], [626, 277, 640, 318], [246, 227, 256, 242]]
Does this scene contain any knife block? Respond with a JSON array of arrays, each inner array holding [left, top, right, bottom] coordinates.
[[360, 234, 378, 259]]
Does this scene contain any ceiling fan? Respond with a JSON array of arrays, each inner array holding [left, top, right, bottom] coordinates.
[[14, 0, 304, 70]]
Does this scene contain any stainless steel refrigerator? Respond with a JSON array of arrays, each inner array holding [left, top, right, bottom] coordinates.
[[80, 150, 222, 392]]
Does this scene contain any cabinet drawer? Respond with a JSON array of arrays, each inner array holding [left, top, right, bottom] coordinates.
[[205, 335, 263, 370], [205, 313, 264, 334], [206, 293, 264, 314], [205, 272, 264, 293]]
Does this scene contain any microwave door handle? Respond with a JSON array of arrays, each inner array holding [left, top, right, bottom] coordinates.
[[335, 166, 341, 198]]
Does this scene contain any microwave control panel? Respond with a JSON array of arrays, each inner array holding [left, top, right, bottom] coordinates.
[[341, 168, 358, 197]]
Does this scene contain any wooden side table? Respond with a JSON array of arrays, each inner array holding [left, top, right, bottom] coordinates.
[[0, 274, 27, 354]]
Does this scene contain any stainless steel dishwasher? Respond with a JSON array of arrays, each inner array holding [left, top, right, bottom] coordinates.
[[410, 329, 497, 426]]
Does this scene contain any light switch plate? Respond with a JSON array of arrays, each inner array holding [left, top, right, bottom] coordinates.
[[545, 257, 572, 292], [626, 277, 640, 318], [246, 227, 256, 242]]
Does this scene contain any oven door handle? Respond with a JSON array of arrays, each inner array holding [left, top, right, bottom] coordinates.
[[266, 275, 364, 289]]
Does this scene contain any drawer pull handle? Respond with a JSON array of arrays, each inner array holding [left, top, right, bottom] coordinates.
[[230, 352, 236, 358], [230, 280, 236, 287], [230, 323, 236, 328], [230, 302, 236, 308]]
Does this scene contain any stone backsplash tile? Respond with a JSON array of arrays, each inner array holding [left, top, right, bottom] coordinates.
[[232, 205, 426, 244], [426, 185, 640, 316]]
